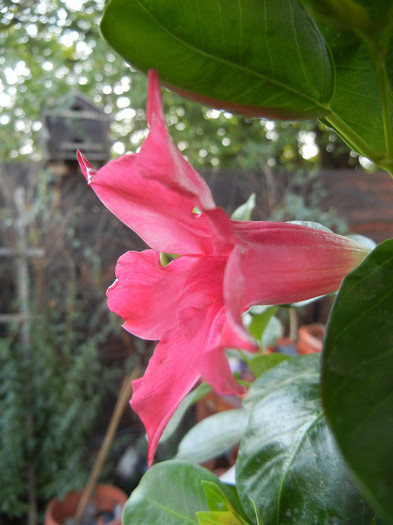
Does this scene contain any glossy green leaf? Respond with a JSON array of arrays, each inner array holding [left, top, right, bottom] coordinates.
[[197, 481, 250, 525], [101, 0, 334, 119], [246, 352, 289, 378], [237, 355, 373, 525], [202, 482, 238, 513], [242, 354, 315, 411], [322, 31, 392, 160], [249, 498, 264, 525], [123, 460, 240, 525], [314, 3, 393, 168], [321, 239, 393, 523], [176, 409, 248, 463], [197, 511, 247, 525]]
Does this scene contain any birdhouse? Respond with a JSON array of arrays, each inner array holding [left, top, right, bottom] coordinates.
[[43, 93, 111, 169]]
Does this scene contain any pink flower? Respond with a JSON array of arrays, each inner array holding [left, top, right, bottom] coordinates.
[[77, 70, 369, 466]]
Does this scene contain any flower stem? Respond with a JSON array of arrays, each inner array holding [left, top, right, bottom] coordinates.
[[325, 110, 393, 178], [324, 111, 381, 162]]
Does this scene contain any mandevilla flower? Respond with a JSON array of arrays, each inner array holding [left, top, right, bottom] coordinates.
[[78, 70, 369, 466]]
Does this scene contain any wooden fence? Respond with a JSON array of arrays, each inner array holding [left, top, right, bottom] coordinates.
[[321, 169, 393, 243]]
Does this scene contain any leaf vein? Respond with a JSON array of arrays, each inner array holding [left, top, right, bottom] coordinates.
[[133, 0, 329, 109]]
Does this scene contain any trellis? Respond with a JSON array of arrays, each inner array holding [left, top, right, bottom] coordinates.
[[0, 186, 44, 525]]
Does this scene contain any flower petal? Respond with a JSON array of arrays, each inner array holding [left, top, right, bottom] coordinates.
[[107, 250, 228, 340], [131, 331, 200, 467], [198, 306, 256, 395], [131, 305, 222, 467], [146, 70, 215, 210], [78, 71, 217, 255], [107, 250, 177, 340], [222, 244, 260, 350], [232, 221, 370, 307], [131, 300, 257, 466], [203, 208, 236, 255]]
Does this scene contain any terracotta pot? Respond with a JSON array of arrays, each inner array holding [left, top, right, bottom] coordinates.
[[297, 323, 325, 355], [44, 484, 128, 525]]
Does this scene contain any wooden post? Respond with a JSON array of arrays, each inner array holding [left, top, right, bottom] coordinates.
[[14, 187, 31, 352]]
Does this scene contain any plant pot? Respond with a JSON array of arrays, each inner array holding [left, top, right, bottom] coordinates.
[[297, 323, 325, 355], [44, 484, 128, 525], [264, 337, 298, 356]]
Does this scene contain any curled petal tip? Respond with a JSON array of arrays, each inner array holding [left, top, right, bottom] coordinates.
[[77, 149, 96, 184]]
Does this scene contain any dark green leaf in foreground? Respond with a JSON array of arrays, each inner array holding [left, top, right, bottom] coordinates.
[[320, 27, 393, 161], [309, 1, 393, 169], [237, 355, 372, 525], [101, 0, 333, 119], [123, 460, 244, 525], [322, 239, 393, 523]]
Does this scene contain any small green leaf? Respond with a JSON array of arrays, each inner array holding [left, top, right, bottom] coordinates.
[[202, 481, 233, 512], [322, 239, 393, 522], [237, 355, 373, 525], [199, 481, 250, 524], [123, 460, 237, 525], [176, 409, 248, 463], [231, 194, 256, 221], [246, 352, 289, 378], [247, 306, 278, 342], [261, 316, 283, 351]]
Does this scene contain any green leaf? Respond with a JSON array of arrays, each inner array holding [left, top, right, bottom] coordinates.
[[261, 316, 283, 351], [198, 481, 250, 525], [123, 460, 238, 525], [237, 355, 373, 525], [321, 239, 393, 523], [176, 409, 248, 463], [246, 352, 289, 379], [300, 0, 372, 32], [202, 481, 235, 512], [247, 306, 278, 343], [101, 0, 334, 119], [249, 498, 264, 525], [197, 511, 247, 525], [315, 3, 393, 169], [345, 233, 377, 251], [242, 354, 317, 411], [231, 194, 256, 221], [322, 31, 391, 158], [286, 220, 333, 232]]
